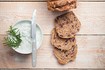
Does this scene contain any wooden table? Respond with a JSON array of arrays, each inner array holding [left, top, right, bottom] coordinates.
[[0, 1, 105, 69]]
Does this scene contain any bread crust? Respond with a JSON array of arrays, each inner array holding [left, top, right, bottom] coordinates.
[[51, 28, 76, 50], [47, 0, 77, 11], [55, 11, 81, 38], [53, 45, 77, 64]]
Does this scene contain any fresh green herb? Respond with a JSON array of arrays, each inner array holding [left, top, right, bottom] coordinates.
[[4, 26, 22, 48]]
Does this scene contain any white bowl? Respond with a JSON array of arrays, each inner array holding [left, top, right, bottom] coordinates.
[[11, 20, 43, 54]]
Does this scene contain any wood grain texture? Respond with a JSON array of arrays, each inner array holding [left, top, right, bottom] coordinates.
[[0, 0, 105, 2], [0, 68, 45, 70], [0, 2, 105, 68], [0, 69, 105, 70], [0, 2, 105, 35], [0, 35, 105, 68]]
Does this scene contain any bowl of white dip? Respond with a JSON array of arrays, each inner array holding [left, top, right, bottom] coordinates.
[[12, 20, 43, 54]]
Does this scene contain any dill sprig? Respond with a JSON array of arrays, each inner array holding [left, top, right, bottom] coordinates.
[[4, 26, 22, 48]]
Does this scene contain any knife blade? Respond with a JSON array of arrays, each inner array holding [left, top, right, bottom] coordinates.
[[31, 10, 36, 67]]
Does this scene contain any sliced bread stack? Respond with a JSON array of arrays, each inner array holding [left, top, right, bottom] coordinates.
[[51, 12, 81, 64], [47, 0, 81, 65]]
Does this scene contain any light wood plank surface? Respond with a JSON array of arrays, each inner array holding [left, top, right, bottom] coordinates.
[[0, 2, 105, 68], [0, 68, 105, 70], [0, 35, 105, 68], [0, 0, 105, 2], [0, 2, 105, 35]]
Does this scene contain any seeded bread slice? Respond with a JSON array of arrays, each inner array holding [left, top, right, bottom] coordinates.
[[47, 0, 77, 11], [55, 11, 81, 38], [54, 45, 77, 64], [51, 28, 76, 50]]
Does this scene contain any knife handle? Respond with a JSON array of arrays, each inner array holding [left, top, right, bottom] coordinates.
[[32, 40, 37, 67]]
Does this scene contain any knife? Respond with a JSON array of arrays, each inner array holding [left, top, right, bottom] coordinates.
[[31, 10, 36, 67]]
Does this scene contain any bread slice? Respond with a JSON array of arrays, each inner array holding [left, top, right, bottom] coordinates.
[[51, 28, 76, 50], [55, 11, 81, 38], [54, 45, 77, 64], [47, 0, 77, 11]]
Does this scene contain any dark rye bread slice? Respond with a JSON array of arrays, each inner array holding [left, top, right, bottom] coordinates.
[[54, 45, 77, 64], [47, 0, 77, 11], [51, 28, 76, 50], [55, 11, 81, 38]]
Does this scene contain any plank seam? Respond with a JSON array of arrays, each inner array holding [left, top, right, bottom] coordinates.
[[0, 1, 105, 2]]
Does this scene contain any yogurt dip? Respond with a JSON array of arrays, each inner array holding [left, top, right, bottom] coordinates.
[[12, 20, 43, 54]]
